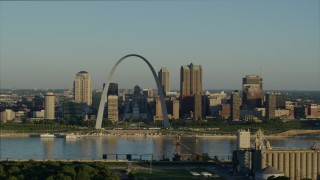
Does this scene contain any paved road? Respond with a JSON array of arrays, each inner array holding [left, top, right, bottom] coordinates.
[[149, 164, 246, 180]]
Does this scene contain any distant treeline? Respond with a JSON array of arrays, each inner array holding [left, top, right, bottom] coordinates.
[[0, 160, 119, 180], [1, 118, 320, 135]]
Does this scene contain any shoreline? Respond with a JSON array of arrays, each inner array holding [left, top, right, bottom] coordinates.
[[0, 132, 319, 138]]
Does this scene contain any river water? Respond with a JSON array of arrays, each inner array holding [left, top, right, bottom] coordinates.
[[0, 136, 318, 160]]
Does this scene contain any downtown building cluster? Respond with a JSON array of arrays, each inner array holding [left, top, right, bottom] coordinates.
[[0, 66, 320, 123]]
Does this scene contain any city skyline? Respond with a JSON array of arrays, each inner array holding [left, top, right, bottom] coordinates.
[[0, 1, 319, 90]]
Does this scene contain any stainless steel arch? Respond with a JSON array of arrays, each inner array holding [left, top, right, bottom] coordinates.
[[95, 54, 170, 129]]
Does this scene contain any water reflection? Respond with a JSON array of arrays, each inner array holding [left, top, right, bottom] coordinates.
[[0, 136, 319, 160], [41, 138, 55, 158]]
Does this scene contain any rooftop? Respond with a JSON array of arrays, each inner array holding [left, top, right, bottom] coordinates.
[[77, 71, 89, 74]]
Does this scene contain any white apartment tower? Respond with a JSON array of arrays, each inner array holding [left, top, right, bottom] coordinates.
[[74, 71, 92, 106]]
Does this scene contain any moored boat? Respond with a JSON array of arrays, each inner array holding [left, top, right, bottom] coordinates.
[[40, 133, 54, 138]]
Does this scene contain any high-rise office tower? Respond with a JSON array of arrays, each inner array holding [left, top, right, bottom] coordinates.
[[33, 95, 45, 110], [180, 63, 202, 96], [172, 100, 180, 120], [275, 93, 286, 109], [134, 85, 141, 95], [153, 97, 163, 121], [74, 71, 92, 106], [107, 83, 118, 96], [180, 65, 190, 96], [180, 63, 202, 117], [193, 93, 202, 120], [266, 93, 276, 119], [108, 95, 119, 122], [231, 90, 241, 120], [242, 75, 263, 109], [44, 92, 55, 120], [158, 67, 170, 94]]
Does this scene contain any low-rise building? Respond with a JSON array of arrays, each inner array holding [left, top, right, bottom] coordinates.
[[275, 109, 290, 119], [254, 108, 265, 119], [0, 109, 16, 122], [33, 110, 45, 118], [307, 104, 318, 118], [220, 104, 230, 119]]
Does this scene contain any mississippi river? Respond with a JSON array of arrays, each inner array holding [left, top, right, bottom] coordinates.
[[0, 136, 318, 160]]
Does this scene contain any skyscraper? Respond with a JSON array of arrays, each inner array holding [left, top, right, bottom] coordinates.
[[172, 100, 180, 120], [275, 93, 286, 109], [180, 63, 202, 96], [44, 92, 55, 120], [158, 67, 170, 94], [242, 75, 263, 109], [108, 95, 119, 122], [153, 97, 163, 121], [74, 71, 92, 106], [231, 90, 241, 120], [107, 83, 118, 96], [180, 65, 190, 96], [134, 85, 141, 95], [180, 63, 203, 117], [266, 93, 276, 119], [193, 93, 202, 120]]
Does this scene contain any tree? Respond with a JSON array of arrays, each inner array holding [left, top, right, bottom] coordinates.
[[56, 173, 72, 180], [0, 165, 6, 178], [0, 161, 119, 180], [7, 176, 18, 180], [17, 174, 24, 180], [7, 166, 20, 175], [46, 176, 55, 180], [75, 171, 90, 180], [61, 166, 76, 179], [267, 176, 290, 180], [128, 171, 136, 180]]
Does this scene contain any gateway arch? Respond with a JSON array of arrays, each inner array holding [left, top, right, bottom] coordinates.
[[95, 54, 170, 129]]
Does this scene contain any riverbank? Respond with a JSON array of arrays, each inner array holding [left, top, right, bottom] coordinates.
[[1, 129, 320, 138], [0, 132, 236, 138], [0, 133, 30, 138]]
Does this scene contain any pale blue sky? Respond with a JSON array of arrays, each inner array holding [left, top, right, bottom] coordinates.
[[0, 1, 319, 90]]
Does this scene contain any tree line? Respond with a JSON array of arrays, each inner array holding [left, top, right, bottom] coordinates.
[[0, 161, 119, 180]]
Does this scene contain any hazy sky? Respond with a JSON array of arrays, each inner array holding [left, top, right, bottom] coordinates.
[[0, 1, 319, 91]]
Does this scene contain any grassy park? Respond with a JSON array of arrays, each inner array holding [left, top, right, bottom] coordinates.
[[1, 118, 319, 136], [130, 168, 224, 180]]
